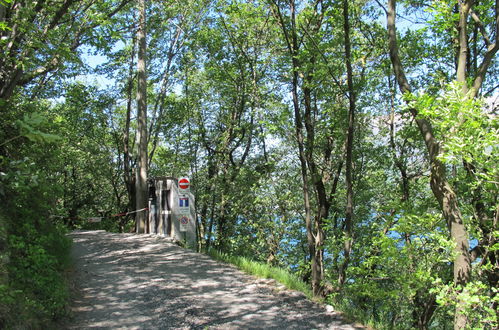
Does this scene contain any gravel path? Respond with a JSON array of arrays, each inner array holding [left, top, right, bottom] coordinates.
[[65, 230, 364, 329]]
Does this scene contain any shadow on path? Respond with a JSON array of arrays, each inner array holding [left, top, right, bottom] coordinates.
[[65, 230, 364, 329]]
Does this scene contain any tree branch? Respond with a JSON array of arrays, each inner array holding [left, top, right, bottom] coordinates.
[[470, 8, 491, 46], [299, 22, 348, 98], [471, 0, 499, 97], [374, 0, 388, 15], [268, 0, 293, 55], [387, 0, 411, 94]]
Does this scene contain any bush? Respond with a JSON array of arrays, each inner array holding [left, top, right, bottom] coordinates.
[[0, 218, 71, 328], [0, 168, 72, 328]]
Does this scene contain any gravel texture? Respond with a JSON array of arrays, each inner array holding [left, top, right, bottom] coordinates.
[[64, 230, 364, 329]]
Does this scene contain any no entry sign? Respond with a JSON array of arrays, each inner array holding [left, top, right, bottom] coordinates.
[[178, 177, 190, 192]]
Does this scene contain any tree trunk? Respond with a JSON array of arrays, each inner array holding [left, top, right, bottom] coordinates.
[[135, 0, 148, 234], [413, 292, 438, 329], [206, 192, 216, 250], [456, 1, 472, 94], [288, 0, 318, 296], [338, 0, 356, 287], [269, 0, 319, 296], [124, 33, 136, 232], [386, 1, 472, 328], [303, 69, 324, 296]]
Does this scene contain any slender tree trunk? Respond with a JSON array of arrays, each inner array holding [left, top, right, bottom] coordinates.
[[293, 73, 317, 295], [135, 0, 148, 233], [269, 0, 319, 295], [148, 25, 183, 162], [198, 203, 207, 250], [287, 0, 318, 296], [216, 182, 228, 250], [388, 74, 410, 202], [124, 33, 136, 232], [456, 1, 472, 94], [206, 192, 216, 250], [203, 155, 217, 249], [338, 0, 356, 287], [386, 1, 471, 328], [472, 0, 499, 97], [303, 72, 324, 296]]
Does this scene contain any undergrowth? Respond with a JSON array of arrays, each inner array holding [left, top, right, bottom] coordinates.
[[0, 181, 72, 329]]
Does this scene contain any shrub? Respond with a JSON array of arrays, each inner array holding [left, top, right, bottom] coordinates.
[[0, 169, 72, 328]]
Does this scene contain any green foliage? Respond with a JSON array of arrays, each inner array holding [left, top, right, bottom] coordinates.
[[407, 82, 498, 173], [329, 212, 454, 329], [45, 82, 129, 230], [0, 170, 72, 328], [1, 1, 498, 329], [15, 113, 61, 144], [0, 97, 73, 329], [401, 81, 499, 328], [7, 228, 71, 325], [425, 0, 459, 35], [432, 280, 498, 329]]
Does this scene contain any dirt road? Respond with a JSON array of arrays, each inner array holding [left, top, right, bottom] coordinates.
[[65, 230, 363, 329]]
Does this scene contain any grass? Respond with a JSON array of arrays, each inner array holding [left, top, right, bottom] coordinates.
[[205, 249, 313, 299]]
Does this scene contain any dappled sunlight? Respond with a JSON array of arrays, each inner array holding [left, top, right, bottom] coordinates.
[[66, 230, 361, 329]]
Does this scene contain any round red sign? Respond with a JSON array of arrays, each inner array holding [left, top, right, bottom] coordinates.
[[179, 177, 190, 190]]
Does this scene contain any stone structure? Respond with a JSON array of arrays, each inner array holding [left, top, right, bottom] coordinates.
[[147, 176, 196, 247]]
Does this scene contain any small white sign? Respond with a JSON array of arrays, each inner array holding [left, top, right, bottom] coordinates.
[[179, 216, 189, 232], [87, 217, 102, 223]]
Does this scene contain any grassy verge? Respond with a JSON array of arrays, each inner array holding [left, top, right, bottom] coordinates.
[[326, 297, 381, 330], [205, 249, 313, 299]]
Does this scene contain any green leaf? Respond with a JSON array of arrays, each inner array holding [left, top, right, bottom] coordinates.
[[15, 113, 61, 143]]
